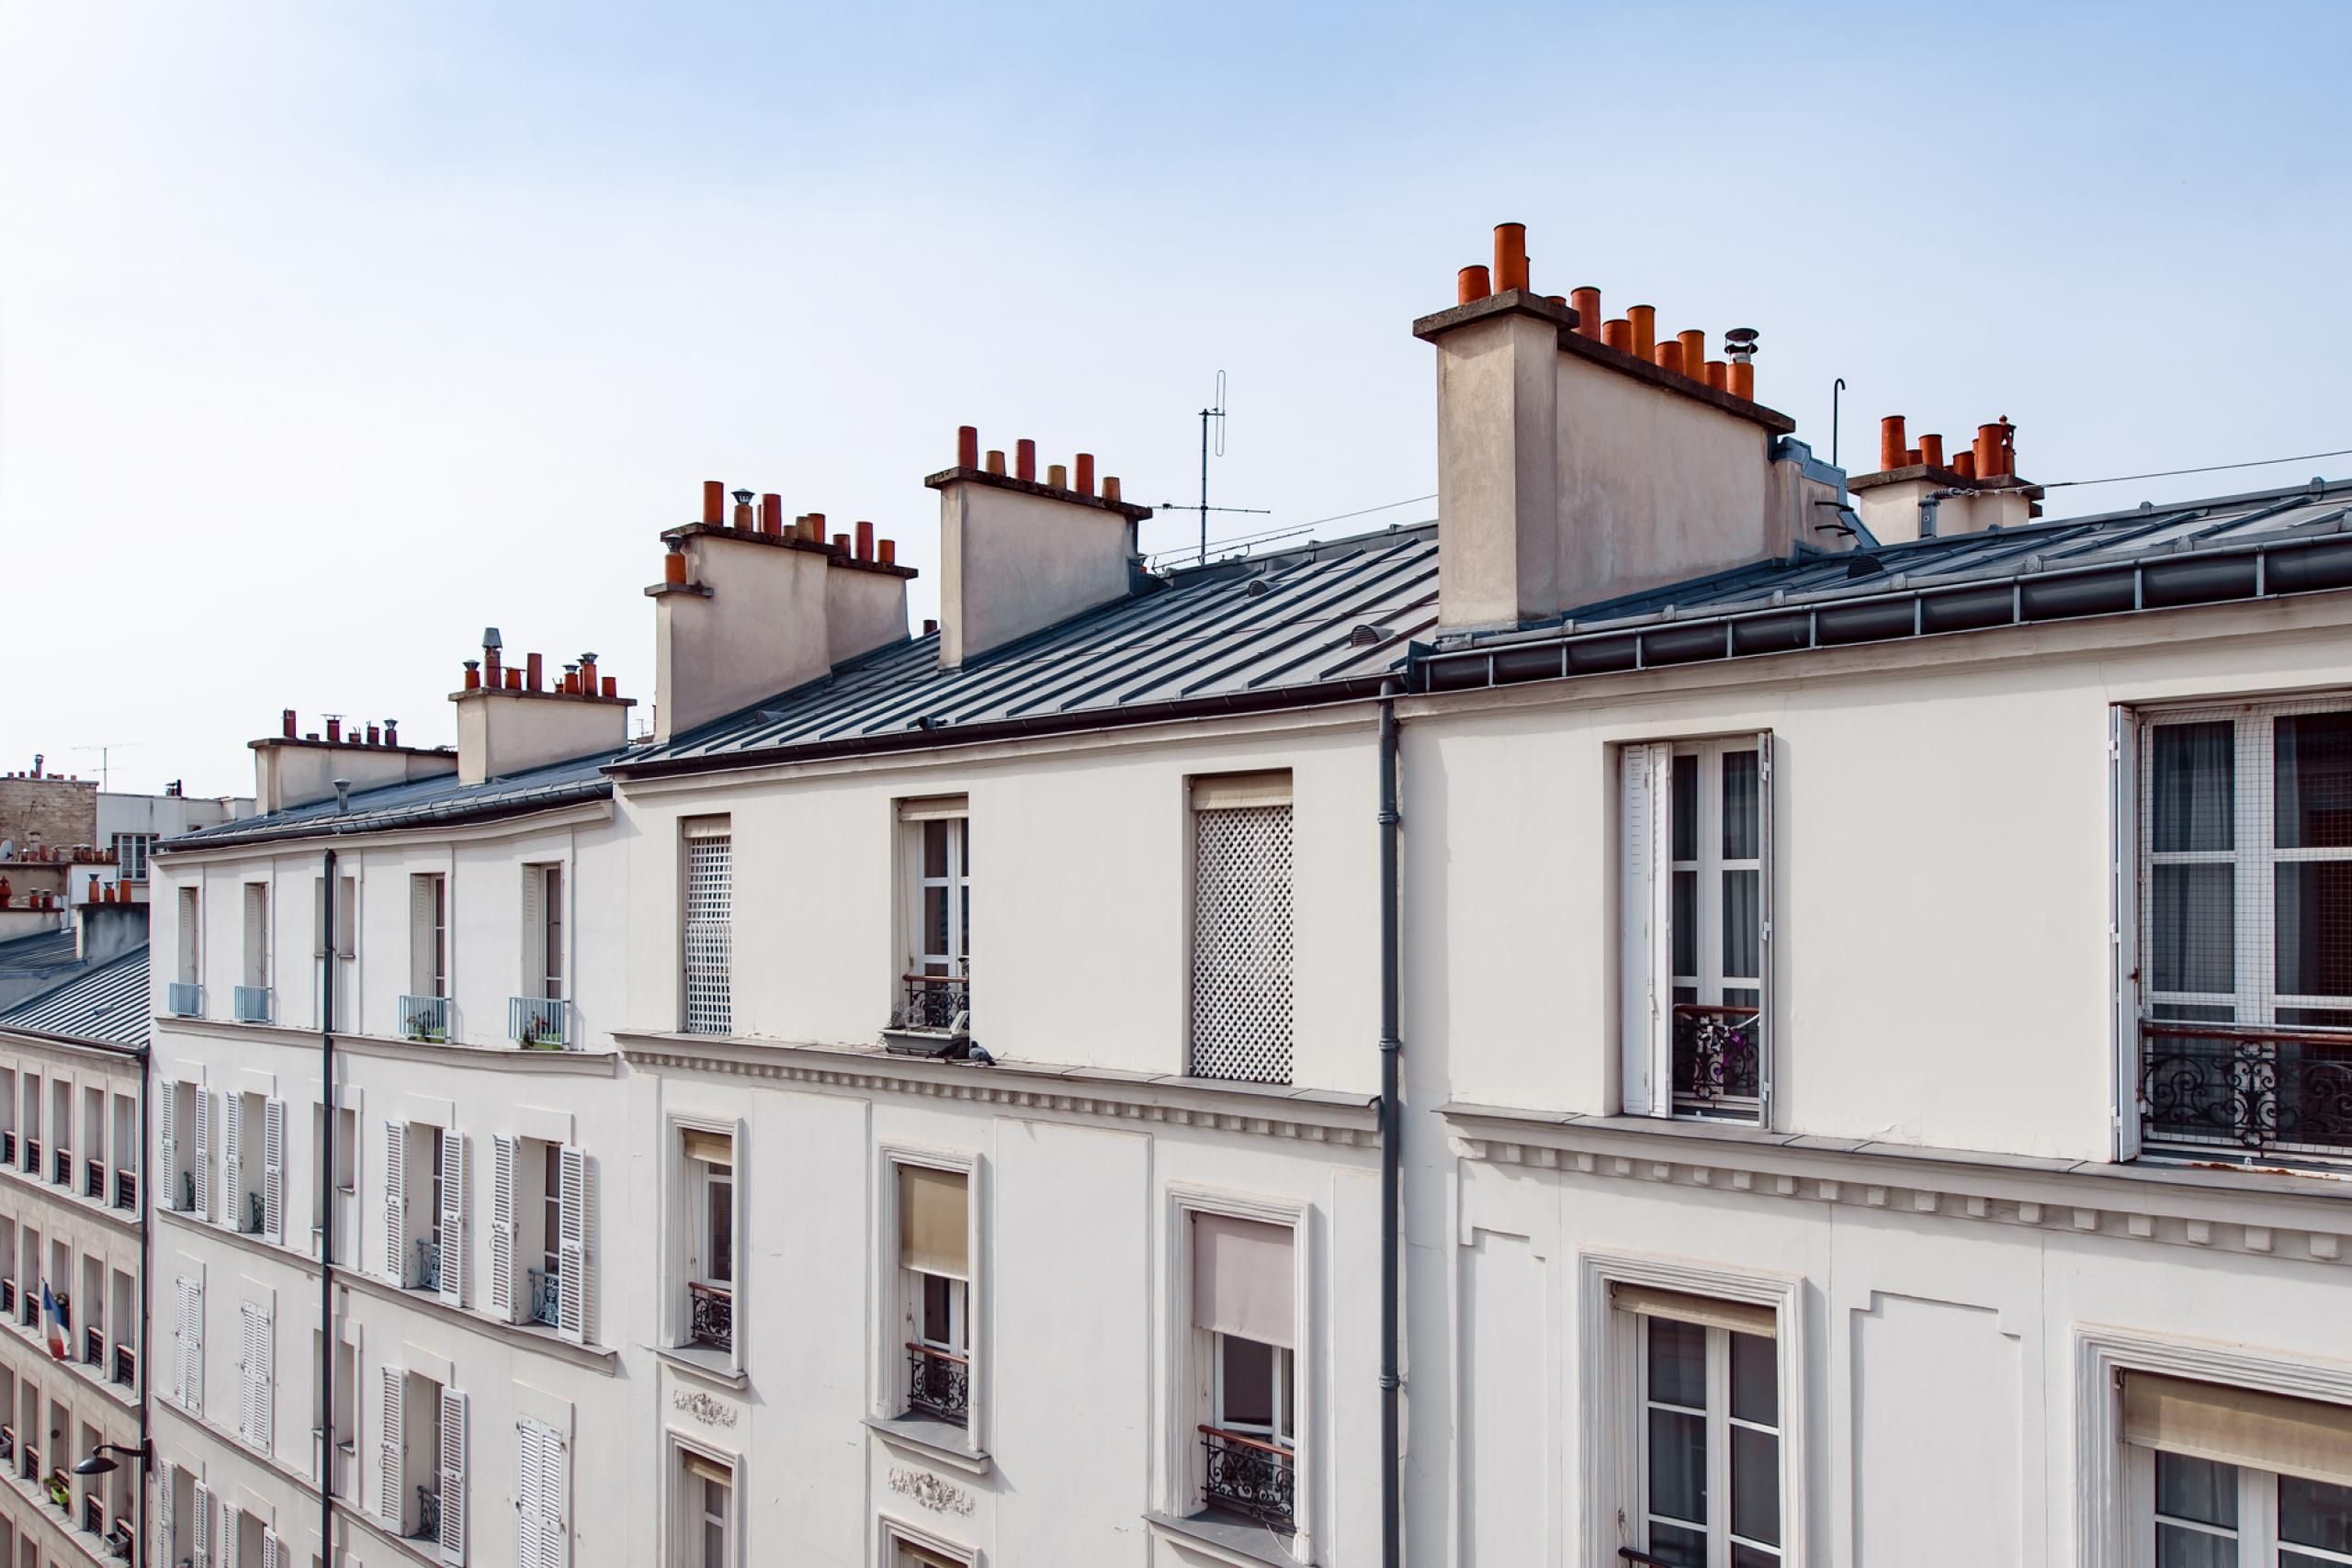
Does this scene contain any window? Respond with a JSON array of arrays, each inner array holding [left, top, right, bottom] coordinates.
[[385, 1122, 466, 1303], [238, 882, 271, 1021], [2135, 701, 2352, 1159], [682, 1130, 734, 1355], [1192, 1213, 1297, 1532], [1189, 772, 1295, 1084], [896, 797, 971, 1036], [1622, 737, 1772, 1123], [238, 1300, 274, 1452], [676, 1449, 733, 1568], [173, 1272, 203, 1417], [174, 886, 201, 1013], [110, 833, 153, 884], [683, 822, 732, 1034], [404, 873, 450, 1041], [379, 1366, 465, 1560], [889, 1536, 971, 1568], [222, 1091, 285, 1239], [1614, 1286, 1783, 1568], [514, 864, 568, 1047], [492, 1136, 588, 1341], [896, 1162, 969, 1427], [314, 871, 356, 1028], [2125, 1371, 2352, 1566]]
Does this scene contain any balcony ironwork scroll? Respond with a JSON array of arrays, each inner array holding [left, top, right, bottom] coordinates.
[[897, 970, 971, 1033], [687, 1280, 732, 1352], [1671, 1002, 1762, 1119], [2142, 1022, 2352, 1160], [1198, 1425, 1296, 1529], [904, 1342, 969, 1425]]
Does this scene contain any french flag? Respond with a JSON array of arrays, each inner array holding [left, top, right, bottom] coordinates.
[[40, 1280, 65, 1361]]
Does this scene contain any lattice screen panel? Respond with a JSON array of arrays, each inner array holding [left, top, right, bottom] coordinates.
[[684, 835, 734, 1036], [1191, 805, 1295, 1084]]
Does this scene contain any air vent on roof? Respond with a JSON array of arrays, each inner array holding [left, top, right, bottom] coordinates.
[[1846, 554, 1884, 579], [1348, 624, 1396, 648], [1244, 578, 1272, 599]]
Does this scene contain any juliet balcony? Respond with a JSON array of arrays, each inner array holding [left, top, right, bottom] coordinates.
[[2141, 1021, 2352, 1164]]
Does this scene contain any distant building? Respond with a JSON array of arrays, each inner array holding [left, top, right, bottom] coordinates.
[[0, 765, 248, 915]]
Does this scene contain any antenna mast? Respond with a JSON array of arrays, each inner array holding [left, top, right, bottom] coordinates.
[[1174, 370, 1269, 567]]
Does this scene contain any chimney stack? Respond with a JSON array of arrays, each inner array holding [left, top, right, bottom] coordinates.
[[1851, 412, 2037, 543], [452, 631, 633, 784]]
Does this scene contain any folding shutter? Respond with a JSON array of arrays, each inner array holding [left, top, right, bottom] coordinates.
[[313, 879, 329, 960], [219, 1496, 238, 1568], [335, 875, 356, 960], [515, 1421, 548, 1568], [436, 1386, 466, 1559], [158, 1084, 178, 1207], [191, 1480, 212, 1568], [556, 1145, 589, 1345], [490, 1135, 518, 1322], [243, 884, 267, 991], [1619, 743, 1674, 1116], [377, 1366, 405, 1526], [222, 1095, 243, 1229], [180, 1274, 205, 1416], [238, 1303, 258, 1440], [520, 869, 546, 998], [437, 1132, 466, 1307], [194, 1090, 215, 1222], [1755, 731, 1775, 1128], [382, 1122, 406, 1284], [242, 1303, 272, 1450], [537, 1419, 570, 1568], [263, 1100, 286, 1245], [2110, 706, 2143, 1161], [157, 1463, 174, 1568], [261, 1533, 283, 1568], [410, 876, 438, 998]]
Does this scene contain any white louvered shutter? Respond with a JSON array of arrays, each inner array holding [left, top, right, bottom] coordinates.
[[158, 1082, 178, 1208], [263, 1099, 286, 1244], [239, 1302, 272, 1450], [1188, 798, 1295, 1083], [1619, 743, 1674, 1117], [177, 1275, 204, 1416], [378, 1365, 406, 1527], [2110, 705, 2143, 1162], [1755, 731, 1775, 1128], [556, 1145, 588, 1345], [223, 1094, 243, 1229], [520, 868, 546, 998], [219, 1496, 239, 1568], [194, 1089, 215, 1222], [157, 1462, 174, 1568], [243, 883, 268, 991], [410, 875, 438, 998], [490, 1135, 517, 1323], [438, 1131, 467, 1307], [261, 1532, 284, 1568], [191, 1480, 213, 1568], [436, 1387, 467, 1560], [517, 1416, 567, 1568], [382, 1122, 406, 1284]]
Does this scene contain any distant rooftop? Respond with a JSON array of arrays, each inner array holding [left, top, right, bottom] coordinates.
[[0, 945, 148, 1049]]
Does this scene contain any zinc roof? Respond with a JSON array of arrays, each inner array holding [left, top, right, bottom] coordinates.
[[0, 946, 149, 1049]]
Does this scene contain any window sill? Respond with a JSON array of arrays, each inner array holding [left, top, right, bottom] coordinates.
[[1145, 1508, 1307, 1568], [651, 1340, 745, 1390], [865, 1413, 990, 1476]]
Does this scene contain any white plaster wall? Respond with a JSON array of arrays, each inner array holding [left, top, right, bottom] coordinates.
[[938, 480, 1134, 664]]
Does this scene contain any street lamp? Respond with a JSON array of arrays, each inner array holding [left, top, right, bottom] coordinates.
[[71, 1438, 151, 1476]]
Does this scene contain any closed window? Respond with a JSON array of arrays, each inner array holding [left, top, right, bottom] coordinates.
[[1617, 1286, 1782, 1568], [2125, 1372, 2352, 1567], [1189, 772, 1295, 1085], [678, 1450, 732, 1568], [313, 873, 356, 1029], [516, 1416, 568, 1567], [1622, 737, 1773, 1123], [683, 823, 732, 1035], [111, 833, 153, 883]]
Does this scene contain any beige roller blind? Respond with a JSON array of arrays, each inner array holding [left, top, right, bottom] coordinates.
[[682, 815, 731, 840], [682, 1129, 732, 1167], [898, 1166, 968, 1279], [680, 1450, 732, 1485], [896, 1542, 965, 1568], [1190, 771, 1293, 810], [2123, 1372, 2352, 1487], [1193, 1213, 1295, 1348], [896, 795, 969, 823], [1611, 1283, 1777, 1339]]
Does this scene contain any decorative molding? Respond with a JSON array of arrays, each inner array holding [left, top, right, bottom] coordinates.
[[1444, 1106, 2352, 1268], [621, 1032, 1379, 1147], [888, 1467, 977, 1517], [672, 1389, 739, 1428], [153, 1014, 623, 1076]]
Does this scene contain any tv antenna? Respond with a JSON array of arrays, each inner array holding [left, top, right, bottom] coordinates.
[[1162, 370, 1269, 567]]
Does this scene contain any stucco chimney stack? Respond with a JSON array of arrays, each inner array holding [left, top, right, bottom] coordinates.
[[1853, 415, 2034, 543]]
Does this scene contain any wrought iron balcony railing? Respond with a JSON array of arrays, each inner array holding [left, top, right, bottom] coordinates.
[[399, 994, 452, 1043], [412, 1482, 441, 1543], [177, 1170, 195, 1213], [18, 1445, 34, 1483], [113, 1344, 134, 1388], [895, 970, 971, 1033], [905, 1342, 970, 1425], [1, 1130, 14, 1165], [2141, 1021, 2352, 1161], [52, 1146, 71, 1186], [0, 1425, 13, 1462], [1199, 1425, 1296, 1529], [688, 1280, 731, 1351], [84, 1157, 102, 1199], [24, 1136, 40, 1175], [18, 1288, 35, 1327], [232, 986, 274, 1025], [1672, 1002, 1763, 1120], [114, 1169, 135, 1212], [83, 1326, 102, 1368], [508, 996, 569, 1050], [413, 1238, 441, 1293], [82, 1495, 101, 1535], [166, 982, 202, 1018], [0, 1280, 14, 1315], [527, 1267, 560, 1328]]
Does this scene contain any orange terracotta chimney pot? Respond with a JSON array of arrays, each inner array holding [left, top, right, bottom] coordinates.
[[806, 512, 827, 545], [1880, 416, 1908, 472], [1570, 287, 1601, 340], [1677, 330, 1705, 381], [855, 520, 875, 560], [1102, 476, 1122, 502], [1457, 265, 1491, 305], [1015, 439, 1036, 483], [956, 425, 979, 468], [1074, 453, 1095, 495], [702, 480, 724, 526], [1918, 434, 1945, 468], [1974, 423, 2004, 478], [1600, 318, 1634, 353], [759, 493, 783, 535], [1728, 363, 1755, 401], [1046, 463, 1068, 490], [601, 676, 616, 698], [1653, 340, 1684, 377], [505, 668, 522, 691], [878, 538, 896, 565], [1628, 305, 1657, 360], [831, 533, 850, 552], [1953, 450, 1977, 480], [1705, 361, 1728, 391], [526, 652, 543, 691], [1905, 447, 1923, 468], [1492, 223, 1528, 293], [985, 449, 1006, 476], [730, 493, 753, 529]]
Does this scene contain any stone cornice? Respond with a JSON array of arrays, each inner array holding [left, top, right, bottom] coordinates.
[[617, 1032, 1381, 1146], [1442, 1103, 2352, 1266], [153, 1014, 622, 1076]]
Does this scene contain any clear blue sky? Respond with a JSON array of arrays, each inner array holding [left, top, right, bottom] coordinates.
[[3, 1, 2346, 795]]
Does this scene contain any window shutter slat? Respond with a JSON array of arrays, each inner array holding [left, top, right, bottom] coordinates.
[[382, 1122, 405, 1284], [410, 874, 438, 998], [194, 1089, 214, 1222], [2110, 706, 2143, 1161], [520, 867, 545, 997], [490, 1134, 517, 1322], [191, 1480, 212, 1568], [436, 1386, 466, 1558], [158, 1081, 177, 1205], [1756, 729, 1775, 1128], [263, 1099, 286, 1245], [243, 884, 268, 991], [219, 1496, 239, 1568], [377, 1365, 404, 1527], [557, 1145, 589, 1345], [438, 1131, 467, 1307], [222, 1093, 243, 1230], [1619, 745, 1674, 1115], [157, 1461, 175, 1568]]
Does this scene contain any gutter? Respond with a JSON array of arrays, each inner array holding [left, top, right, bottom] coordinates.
[[1375, 679, 1404, 1568], [318, 845, 340, 1568]]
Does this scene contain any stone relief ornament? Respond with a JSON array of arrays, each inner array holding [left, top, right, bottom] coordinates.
[[888, 1467, 977, 1516], [673, 1389, 740, 1428]]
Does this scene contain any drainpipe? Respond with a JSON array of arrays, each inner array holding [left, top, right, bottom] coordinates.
[[136, 1037, 150, 1566], [318, 845, 339, 1568], [1376, 678, 1404, 1568]]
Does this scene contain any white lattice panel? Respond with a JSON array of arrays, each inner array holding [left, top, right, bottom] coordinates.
[[684, 835, 734, 1035], [1191, 804, 1295, 1084]]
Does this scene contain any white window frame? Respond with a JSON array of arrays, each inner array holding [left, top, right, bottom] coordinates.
[[668, 1118, 741, 1371], [1162, 1184, 1311, 1562], [1620, 733, 1773, 1125], [666, 1436, 738, 1568], [411, 873, 448, 1001], [113, 832, 154, 884], [1577, 1251, 1806, 1568], [876, 1144, 980, 1441], [1629, 1311, 1781, 1566], [2128, 1444, 2352, 1566], [877, 1517, 977, 1568]]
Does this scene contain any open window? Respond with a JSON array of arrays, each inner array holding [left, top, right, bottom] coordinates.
[[895, 1160, 971, 1429], [888, 796, 972, 1053], [514, 863, 568, 1047], [1191, 1213, 1298, 1536]]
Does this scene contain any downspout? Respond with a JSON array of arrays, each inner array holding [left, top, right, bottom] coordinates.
[[1376, 678, 1403, 1568], [137, 1037, 150, 1567], [319, 845, 339, 1568]]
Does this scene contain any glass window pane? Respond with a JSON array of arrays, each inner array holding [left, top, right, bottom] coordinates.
[[923, 886, 948, 958], [922, 820, 948, 877], [1672, 872, 1698, 980], [2280, 1472, 2352, 1552], [1730, 1546, 1782, 1568], [1722, 750, 1759, 861], [1219, 1336, 1273, 1428], [1729, 1331, 1776, 1427], [2154, 1523, 2234, 1568], [1647, 1520, 1705, 1568], [2277, 863, 2352, 998], [1646, 1407, 1706, 1526], [1722, 869, 1760, 982], [1646, 1318, 1706, 1409], [2151, 865, 2235, 994], [2277, 713, 2352, 849], [2156, 1451, 2238, 1529], [1672, 755, 1699, 863], [922, 1273, 956, 1346], [707, 1178, 732, 1283], [956, 819, 970, 874], [1730, 1424, 1780, 1547], [2152, 721, 2236, 852]]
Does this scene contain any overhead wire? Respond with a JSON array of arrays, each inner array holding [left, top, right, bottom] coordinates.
[[2042, 446, 2352, 491], [1145, 491, 1438, 565]]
